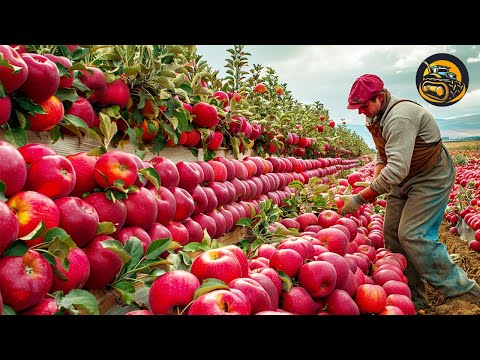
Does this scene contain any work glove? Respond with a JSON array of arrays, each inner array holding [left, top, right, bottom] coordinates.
[[353, 181, 371, 188], [338, 193, 368, 215]]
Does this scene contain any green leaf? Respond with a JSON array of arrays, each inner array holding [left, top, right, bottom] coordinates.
[[55, 88, 78, 103], [96, 221, 116, 235], [2, 241, 28, 257], [145, 238, 172, 260], [63, 114, 89, 131], [180, 83, 193, 95], [44, 227, 74, 245], [59, 289, 100, 315], [140, 167, 161, 189], [193, 279, 228, 300], [113, 281, 136, 305], [278, 270, 293, 292], [236, 217, 252, 226], [4, 126, 27, 147], [123, 237, 144, 272], [2, 304, 16, 315], [100, 240, 131, 264], [0, 181, 6, 202]]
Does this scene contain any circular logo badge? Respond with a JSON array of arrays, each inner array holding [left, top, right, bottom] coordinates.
[[415, 53, 468, 107]]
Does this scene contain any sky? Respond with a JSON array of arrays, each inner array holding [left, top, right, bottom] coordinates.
[[196, 45, 480, 131]]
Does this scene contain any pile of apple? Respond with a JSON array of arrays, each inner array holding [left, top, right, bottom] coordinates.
[[0, 136, 359, 314], [141, 205, 415, 315]]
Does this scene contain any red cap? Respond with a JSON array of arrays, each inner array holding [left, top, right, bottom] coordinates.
[[347, 74, 384, 109]]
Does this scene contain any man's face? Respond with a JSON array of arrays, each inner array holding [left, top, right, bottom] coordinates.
[[357, 94, 383, 118]]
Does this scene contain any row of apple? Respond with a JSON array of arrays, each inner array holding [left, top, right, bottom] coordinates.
[[444, 154, 480, 252], [0, 45, 366, 160], [0, 137, 360, 314]]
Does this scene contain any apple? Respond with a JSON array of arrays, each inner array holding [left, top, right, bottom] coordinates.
[[65, 96, 96, 128], [213, 157, 235, 181], [183, 130, 201, 148], [43, 53, 74, 89], [256, 243, 277, 260], [206, 130, 224, 151], [206, 160, 227, 182], [25, 154, 76, 199], [176, 161, 201, 193], [18, 143, 57, 166], [254, 83, 267, 94], [171, 187, 195, 223], [313, 252, 350, 290], [188, 289, 250, 315], [7, 190, 60, 248], [49, 247, 90, 295], [94, 150, 138, 189], [280, 286, 317, 315], [192, 102, 219, 128], [98, 79, 130, 108], [386, 294, 416, 315], [317, 209, 341, 228], [0, 201, 19, 256], [115, 226, 152, 255], [379, 305, 404, 315], [356, 244, 376, 262], [204, 210, 226, 239], [0, 249, 53, 312], [336, 217, 358, 241], [147, 222, 172, 242], [372, 268, 403, 286], [54, 196, 100, 247], [148, 157, 179, 190], [0, 140, 27, 196], [382, 279, 412, 298], [295, 212, 319, 232], [221, 245, 249, 277], [77, 66, 108, 103], [123, 187, 158, 230], [228, 277, 272, 314], [0, 45, 29, 93], [0, 95, 12, 125], [83, 192, 127, 232], [347, 172, 363, 186], [191, 213, 216, 239], [268, 248, 304, 279], [314, 228, 349, 256], [165, 221, 189, 246], [148, 186, 176, 226], [148, 270, 200, 315], [65, 152, 98, 197], [354, 283, 387, 314], [190, 248, 242, 284], [82, 235, 123, 290], [212, 90, 229, 108], [277, 237, 315, 262], [20, 52, 60, 103], [20, 297, 62, 315], [182, 218, 203, 244], [249, 272, 279, 310], [298, 260, 337, 298], [324, 288, 360, 315]]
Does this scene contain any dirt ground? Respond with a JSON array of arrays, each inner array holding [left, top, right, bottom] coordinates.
[[420, 221, 480, 315]]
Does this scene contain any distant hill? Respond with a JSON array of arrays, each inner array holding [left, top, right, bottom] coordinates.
[[346, 114, 480, 148]]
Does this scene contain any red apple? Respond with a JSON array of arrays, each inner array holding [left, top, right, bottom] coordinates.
[[298, 260, 337, 298], [212, 90, 229, 108], [65, 96, 96, 127], [314, 228, 349, 256], [191, 213, 216, 239], [124, 309, 154, 315], [27, 95, 65, 132], [256, 243, 277, 260], [24, 154, 75, 199], [0, 95, 12, 125], [206, 160, 228, 182], [295, 212, 319, 231], [317, 209, 341, 228], [385, 293, 416, 315], [148, 186, 176, 226], [249, 272, 279, 310], [148, 157, 179, 190], [0, 140, 27, 196], [269, 248, 304, 279], [324, 288, 360, 315], [98, 79, 130, 108], [372, 268, 403, 286], [188, 289, 250, 315], [54, 196, 100, 247], [316, 251, 350, 290], [382, 279, 412, 298], [378, 305, 404, 315], [0, 249, 53, 312], [0, 45, 29, 93], [182, 218, 204, 244], [20, 297, 62, 315], [148, 269, 200, 315], [190, 248, 242, 284], [49, 247, 90, 295], [123, 187, 158, 230], [336, 217, 358, 241], [192, 102, 219, 128], [7, 190, 60, 248], [77, 66, 107, 103], [277, 237, 315, 262], [222, 245, 249, 277], [82, 235, 123, 290], [20, 52, 60, 103], [280, 286, 317, 315], [165, 221, 189, 246], [354, 283, 387, 314], [43, 53, 74, 89], [83, 192, 127, 232], [65, 151, 98, 197], [94, 150, 138, 189], [18, 143, 57, 166], [176, 161, 201, 193], [171, 187, 195, 223], [0, 201, 19, 256], [228, 277, 272, 314]]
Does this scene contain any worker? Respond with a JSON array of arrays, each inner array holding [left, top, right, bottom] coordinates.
[[338, 73, 480, 310]]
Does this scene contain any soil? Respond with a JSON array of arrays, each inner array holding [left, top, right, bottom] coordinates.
[[420, 220, 480, 315]]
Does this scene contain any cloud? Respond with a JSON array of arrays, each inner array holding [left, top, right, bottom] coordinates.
[[467, 53, 480, 63]]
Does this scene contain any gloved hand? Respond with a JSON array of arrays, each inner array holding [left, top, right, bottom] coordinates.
[[338, 193, 368, 215], [353, 181, 371, 188]]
